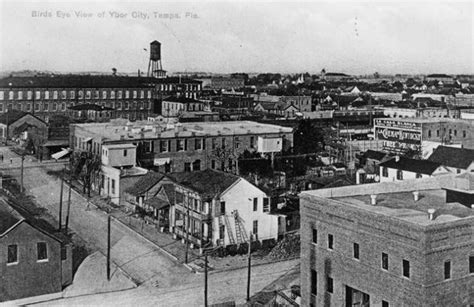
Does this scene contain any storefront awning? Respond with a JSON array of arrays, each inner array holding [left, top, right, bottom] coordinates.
[[51, 148, 72, 160], [154, 157, 170, 166]]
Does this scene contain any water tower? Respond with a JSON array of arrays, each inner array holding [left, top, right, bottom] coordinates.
[[147, 40, 166, 78]]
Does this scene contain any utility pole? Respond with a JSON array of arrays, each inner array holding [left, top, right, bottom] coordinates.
[[58, 168, 64, 231], [20, 154, 25, 193], [65, 175, 72, 233], [107, 215, 111, 281], [246, 231, 252, 302], [185, 192, 190, 264], [204, 253, 208, 307]]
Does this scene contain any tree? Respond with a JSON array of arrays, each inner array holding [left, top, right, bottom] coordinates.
[[293, 119, 324, 154], [70, 151, 102, 197], [208, 145, 236, 173]]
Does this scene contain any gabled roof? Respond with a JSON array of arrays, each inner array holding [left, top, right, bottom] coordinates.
[[0, 201, 24, 236], [379, 156, 442, 175], [364, 150, 388, 161], [428, 146, 474, 169], [0, 110, 28, 125], [166, 169, 240, 201], [125, 172, 165, 196]]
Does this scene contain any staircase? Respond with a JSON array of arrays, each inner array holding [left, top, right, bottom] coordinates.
[[233, 210, 248, 244], [223, 215, 236, 245]]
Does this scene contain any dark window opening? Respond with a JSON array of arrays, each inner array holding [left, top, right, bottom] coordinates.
[[312, 229, 317, 244], [382, 252, 389, 270], [402, 259, 410, 278], [353, 243, 359, 259], [37, 242, 48, 261], [328, 234, 333, 250]]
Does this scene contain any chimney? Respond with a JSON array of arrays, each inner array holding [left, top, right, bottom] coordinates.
[[428, 209, 436, 221], [370, 194, 377, 205], [413, 191, 420, 202], [395, 155, 400, 162]]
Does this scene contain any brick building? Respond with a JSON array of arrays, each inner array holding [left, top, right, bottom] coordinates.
[[0, 200, 72, 302], [70, 119, 293, 174], [300, 175, 474, 306]]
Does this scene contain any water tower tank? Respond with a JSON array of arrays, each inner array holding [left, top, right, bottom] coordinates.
[[150, 41, 161, 61]]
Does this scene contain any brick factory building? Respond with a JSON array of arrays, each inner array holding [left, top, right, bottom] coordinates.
[[300, 174, 474, 306], [0, 75, 202, 122]]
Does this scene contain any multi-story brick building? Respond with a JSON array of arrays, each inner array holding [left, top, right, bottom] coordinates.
[[70, 119, 293, 174], [300, 175, 474, 306], [0, 75, 202, 122]]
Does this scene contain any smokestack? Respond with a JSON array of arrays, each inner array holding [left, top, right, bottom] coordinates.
[[413, 191, 420, 202], [370, 194, 377, 205], [428, 209, 436, 221]]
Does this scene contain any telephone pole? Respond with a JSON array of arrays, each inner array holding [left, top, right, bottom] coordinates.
[[20, 154, 25, 193], [204, 253, 208, 307], [65, 176, 72, 233], [185, 192, 190, 264], [58, 168, 64, 231], [246, 231, 252, 302], [107, 215, 111, 281]]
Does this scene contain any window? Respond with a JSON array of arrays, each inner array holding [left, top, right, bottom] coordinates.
[[18, 91, 23, 100], [326, 276, 333, 293], [123, 149, 127, 157], [444, 261, 451, 280], [311, 270, 317, 295], [140, 90, 145, 99], [463, 130, 467, 138], [250, 136, 254, 148], [396, 170, 403, 180], [263, 198, 270, 212], [125, 90, 130, 99], [51, 91, 57, 100], [111, 179, 115, 194], [0, 91, 3, 100], [253, 220, 258, 236], [160, 140, 168, 152], [454, 130, 457, 137], [402, 259, 410, 278], [221, 138, 226, 148], [70, 91, 75, 99], [382, 167, 388, 177], [192, 160, 201, 171], [147, 90, 151, 99], [7, 244, 18, 264], [382, 253, 389, 270], [9, 91, 14, 100], [116, 102, 122, 110], [328, 234, 333, 250], [61, 245, 67, 260], [353, 243, 359, 259], [428, 130, 431, 137], [37, 242, 48, 261], [212, 138, 217, 149], [253, 198, 258, 211], [470, 256, 474, 274], [211, 160, 216, 169], [220, 201, 226, 215], [35, 102, 40, 112], [77, 91, 83, 99], [102, 91, 107, 99], [416, 173, 422, 178], [86, 91, 91, 99], [184, 162, 191, 172], [382, 301, 389, 307], [195, 138, 202, 150], [133, 90, 137, 98], [27, 91, 33, 100], [0, 103, 3, 112], [177, 139, 185, 151], [436, 130, 440, 137], [312, 228, 317, 244]]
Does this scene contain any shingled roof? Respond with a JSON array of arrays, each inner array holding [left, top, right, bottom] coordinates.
[[166, 169, 240, 201], [125, 172, 166, 196], [379, 156, 442, 175], [363, 150, 388, 161], [428, 146, 474, 169]]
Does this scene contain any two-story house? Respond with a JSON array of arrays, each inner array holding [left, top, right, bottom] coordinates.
[[168, 169, 285, 250]]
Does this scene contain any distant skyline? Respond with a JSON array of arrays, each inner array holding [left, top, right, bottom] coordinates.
[[1, 1, 473, 75]]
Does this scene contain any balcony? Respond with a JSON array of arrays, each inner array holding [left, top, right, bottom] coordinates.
[[175, 203, 212, 221]]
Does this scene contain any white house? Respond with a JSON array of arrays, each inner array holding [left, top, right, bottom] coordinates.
[[379, 156, 450, 182], [168, 169, 285, 250]]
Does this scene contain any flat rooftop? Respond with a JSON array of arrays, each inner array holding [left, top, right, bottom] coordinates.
[[375, 117, 474, 124], [73, 120, 293, 142], [333, 189, 474, 226], [302, 174, 474, 226]]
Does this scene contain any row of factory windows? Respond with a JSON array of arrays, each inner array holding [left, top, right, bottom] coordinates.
[[0, 89, 152, 100], [159, 136, 255, 153], [0, 100, 152, 113], [312, 228, 474, 280], [427, 129, 467, 138]]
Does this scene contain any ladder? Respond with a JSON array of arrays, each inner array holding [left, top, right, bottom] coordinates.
[[233, 210, 248, 244], [223, 215, 236, 245]]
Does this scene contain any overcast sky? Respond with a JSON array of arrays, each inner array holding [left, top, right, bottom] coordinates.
[[0, 0, 473, 75]]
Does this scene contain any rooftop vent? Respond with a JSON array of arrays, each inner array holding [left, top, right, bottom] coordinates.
[[413, 191, 420, 202], [395, 155, 400, 162], [428, 208, 436, 221], [370, 194, 377, 205]]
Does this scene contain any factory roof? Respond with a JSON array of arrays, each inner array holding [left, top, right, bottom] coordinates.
[[0, 75, 201, 88], [374, 117, 473, 124], [72, 120, 293, 142], [301, 174, 474, 227]]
